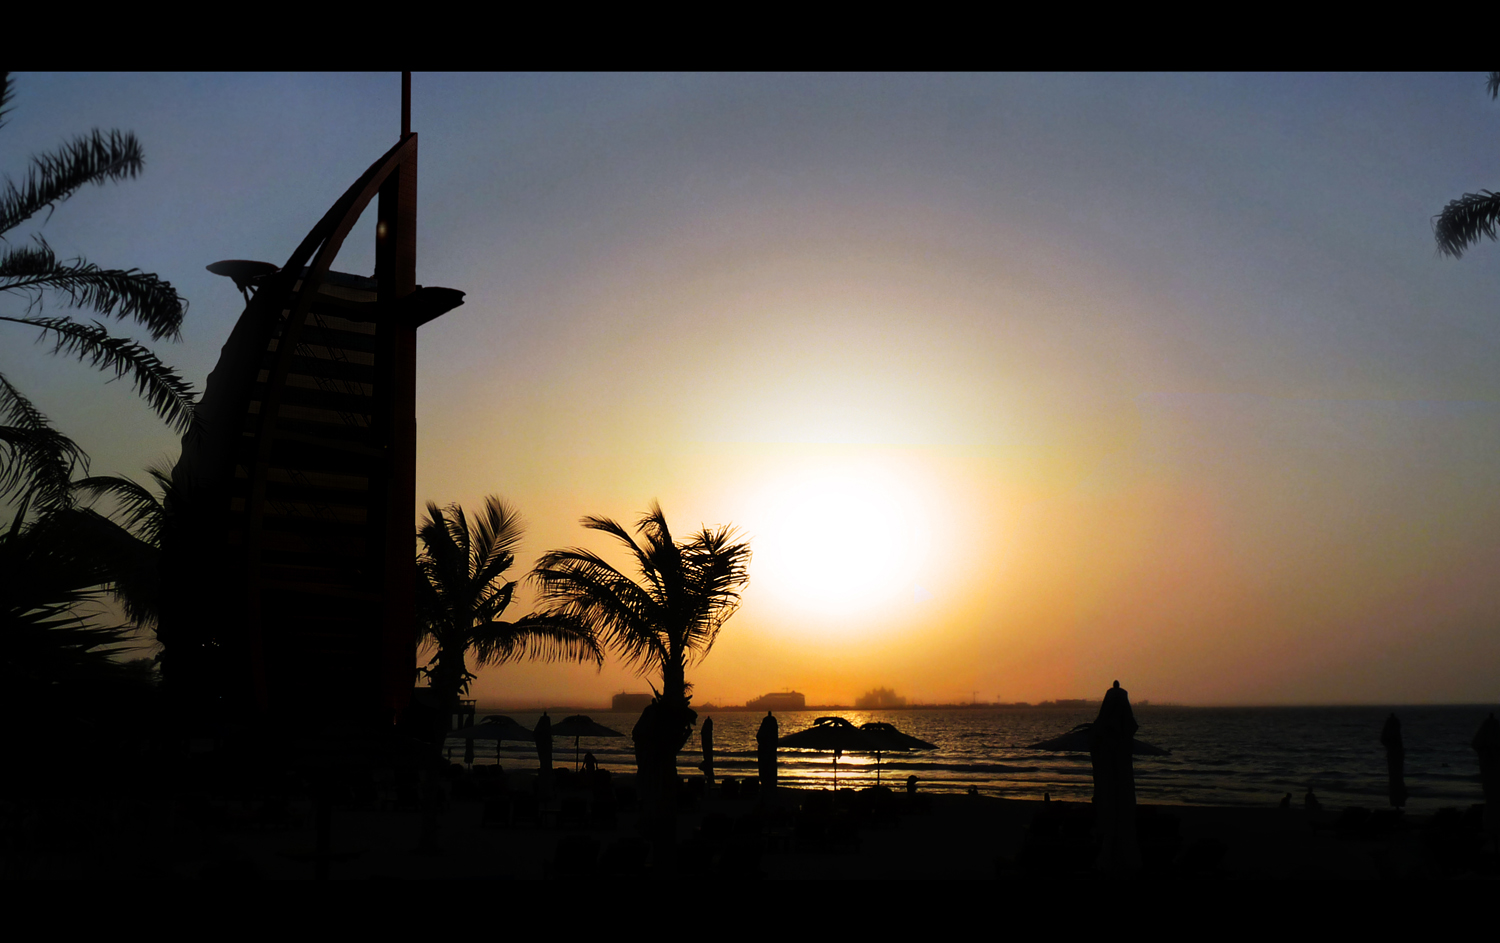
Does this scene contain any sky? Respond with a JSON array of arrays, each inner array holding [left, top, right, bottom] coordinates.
[[6, 72, 1500, 707]]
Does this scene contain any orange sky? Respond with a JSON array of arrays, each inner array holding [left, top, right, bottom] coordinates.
[[10, 73, 1500, 706]]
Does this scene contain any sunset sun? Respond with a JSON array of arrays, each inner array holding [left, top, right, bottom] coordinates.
[[751, 463, 932, 620]]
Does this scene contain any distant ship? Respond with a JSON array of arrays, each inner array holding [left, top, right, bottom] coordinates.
[[745, 691, 806, 711]]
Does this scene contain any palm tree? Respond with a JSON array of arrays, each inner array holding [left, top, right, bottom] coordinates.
[[0, 499, 144, 719], [64, 464, 174, 633], [0, 466, 170, 709], [1433, 72, 1500, 259], [0, 72, 194, 513], [416, 495, 603, 717], [528, 502, 750, 793]]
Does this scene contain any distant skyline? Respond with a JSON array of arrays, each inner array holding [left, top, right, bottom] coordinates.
[[7, 73, 1500, 706]]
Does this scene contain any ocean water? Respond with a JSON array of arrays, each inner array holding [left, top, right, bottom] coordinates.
[[450, 705, 1498, 811]]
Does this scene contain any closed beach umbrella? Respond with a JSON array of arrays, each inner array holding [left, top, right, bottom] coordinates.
[[535, 712, 554, 796], [1474, 712, 1500, 848], [778, 717, 881, 790], [1380, 713, 1408, 810], [1090, 681, 1140, 872], [756, 712, 779, 789], [701, 715, 715, 787], [1029, 682, 1162, 872], [551, 714, 624, 771], [858, 722, 937, 785]]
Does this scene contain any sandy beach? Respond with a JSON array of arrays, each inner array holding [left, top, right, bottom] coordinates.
[[9, 767, 1492, 880]]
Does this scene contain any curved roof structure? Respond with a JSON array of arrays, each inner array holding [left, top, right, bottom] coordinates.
[[164, 129, 462, 728]]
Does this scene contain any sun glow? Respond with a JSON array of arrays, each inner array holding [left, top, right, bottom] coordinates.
[[749, 461, 933, 621]]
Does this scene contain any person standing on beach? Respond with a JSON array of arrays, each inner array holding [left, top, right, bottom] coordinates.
[[757, 711, 779, 790]]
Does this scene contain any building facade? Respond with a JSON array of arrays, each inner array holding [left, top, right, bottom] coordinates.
[[162, 128, 462, 731]]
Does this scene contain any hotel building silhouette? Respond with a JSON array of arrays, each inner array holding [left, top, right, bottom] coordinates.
[[163, 113, 462, 731]]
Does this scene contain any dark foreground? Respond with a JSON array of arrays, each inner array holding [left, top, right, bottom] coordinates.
[[6, 762, 1497, 879]]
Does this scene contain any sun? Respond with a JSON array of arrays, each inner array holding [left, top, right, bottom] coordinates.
[[750, 462, 931, 621]]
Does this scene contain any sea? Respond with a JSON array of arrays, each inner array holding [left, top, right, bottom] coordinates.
[[450, 705, 1498, 811]]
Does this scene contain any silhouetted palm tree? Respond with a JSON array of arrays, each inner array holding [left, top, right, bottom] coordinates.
[[1434, 72, 1500, 259], [0, 503, 142, 717], [0, 72, 193, 512], [530, 502, 749, 813], [529, 502, 751, 710], [0, 466, 170, 706], [64, 464, 174, 632], [416, 496, 603, 715]]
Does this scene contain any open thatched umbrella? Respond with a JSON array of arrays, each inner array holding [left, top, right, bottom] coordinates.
[[859, 722, 937, 785], [550, 714, 624, 771], [446, 715, 534, 766], [778, 717, 881, 789]]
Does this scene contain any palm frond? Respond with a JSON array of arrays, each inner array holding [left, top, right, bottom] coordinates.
[[1, 237, 185, 340], [0, 375, 86, 510], [0, 315, 195, 433], [416, 494, 601, 707], [472, 612, 604, 667], [71, 471, 164, 546], [1433, 189, 1500, 258], [28, 505, 159, 628], [1, 128, 143, 236], [471, 495, 524, 588], [0, 72, 13, 131], [0, 506, 143, 682], [529, 505, 751, 695]]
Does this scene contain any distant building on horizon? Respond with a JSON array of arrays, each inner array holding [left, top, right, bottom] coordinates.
[[855, 686, 907, 709], [746, 691, 806, 711], [612, 692, 653, 712]]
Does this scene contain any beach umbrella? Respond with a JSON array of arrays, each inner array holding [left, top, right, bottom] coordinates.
[[535, 713, 554, 796], [551, 715, 625, 772], [1474, 712, 1500, 849], [1380, 713, 1408, 810], [756, 711, 780, 789], [859, 722, 937, 785], [446, 715, 534, 766], [1091, 681, 1140, 872], [778, 716, 881, 789], [1029, 682, 1159, 872], [701, 715, 716, 787]]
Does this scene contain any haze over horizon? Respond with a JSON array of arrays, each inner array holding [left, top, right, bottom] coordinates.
[[7, 73, 1500, 709]]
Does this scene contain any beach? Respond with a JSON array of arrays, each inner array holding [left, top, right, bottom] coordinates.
[[9, 770, 1489, 880]]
